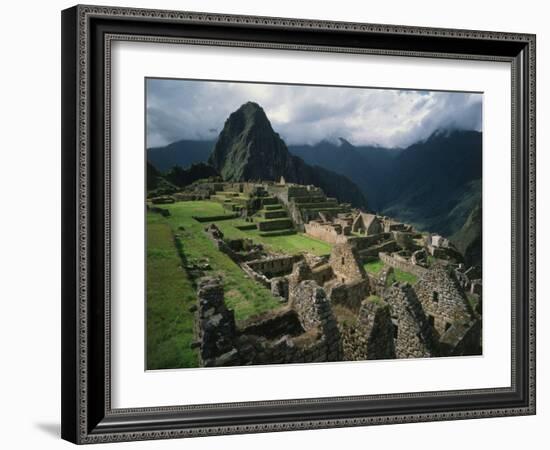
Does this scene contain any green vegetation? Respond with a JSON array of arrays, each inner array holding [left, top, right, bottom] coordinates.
[[363, 259, 384, 274], [147, 201, 288, 369], [451, 199, 482, 268], [147, 161, 177, 197], [466, 293, 479, 311], [146, 215, 198, 370], [157, 201, 281, 320], [332, 304, 358, 327], [386, 268, 418, 286], [363, 258, 418, 285], [367, 294, 382, 304], [192, 203, 331, 256], [146, 200, 333, 369]]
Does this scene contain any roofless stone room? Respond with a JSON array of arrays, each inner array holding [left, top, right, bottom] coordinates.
[[145, 78, 482, 370]]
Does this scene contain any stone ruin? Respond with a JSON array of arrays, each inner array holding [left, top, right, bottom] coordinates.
[[166, 180, 484, 366], [195, 276, 341, 367], [193, 232, 481, 366]]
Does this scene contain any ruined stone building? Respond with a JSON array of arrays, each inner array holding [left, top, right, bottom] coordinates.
[[164, 180, 483, 367], [352, 212, 383, 235], [197, 222, 481, 367]]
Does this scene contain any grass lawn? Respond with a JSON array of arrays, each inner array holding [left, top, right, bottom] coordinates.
[[147, 201, 285, 369], [363, 259, 385, 274], [367, 294, 382, 304], [157, 201, 281, 320], [146, 215, 198, 370], [363, 258, 418, 285], [466, 293, 479, 311], [387, 268, 418, 285], [187, 203, 332, 256]]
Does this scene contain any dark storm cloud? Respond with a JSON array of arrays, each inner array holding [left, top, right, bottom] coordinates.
[[146, 78, 482, 148]]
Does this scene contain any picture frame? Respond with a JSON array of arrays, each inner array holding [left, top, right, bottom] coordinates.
[[61, 4, 536, 444]]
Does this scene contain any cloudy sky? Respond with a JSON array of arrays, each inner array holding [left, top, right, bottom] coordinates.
[[146, 78, 482, 149]]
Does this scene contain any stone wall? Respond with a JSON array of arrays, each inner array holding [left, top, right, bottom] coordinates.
[[257, 218, 293, 231], [245, 255, 302, 279], [195, 274, 342, 367], [146, 205, 170, 217], [196, 277, 239, 367], [310, 263, 335, 286], [204, 224, 241, 262], [379, 252, 428, 277], [304, 221, 347, 244], [173, 192, 210, 201], [384, 283, 435, 359], [440, 319, 482, 356], [414, 265, 477, 353], [270, 277, 289, 300], [239, 307, 304, 339], [366, 268, 391, 297], [329, 242, 367, 283], [359, 240, 399, 259], [347, 234, 391, 251], [392, 231, 416, 250], [326, 279, 370, 313], [340, 298, 396, 361], [288, 280, 342, 361]]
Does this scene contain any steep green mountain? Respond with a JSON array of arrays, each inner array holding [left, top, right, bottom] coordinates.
[[208, 102, 367, 208], [289, 138, 399, 211], [148, 140, 214, 172], [381, 130, 482, 236], [451, 201, 482, 269]]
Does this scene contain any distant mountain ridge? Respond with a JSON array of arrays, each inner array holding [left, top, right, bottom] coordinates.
[[148, 139, 214, 172], [289, 138, 399, 211], [380, 129, 482, 236]]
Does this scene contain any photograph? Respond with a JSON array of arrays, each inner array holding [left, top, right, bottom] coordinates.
[[145, 78, 483, 370]]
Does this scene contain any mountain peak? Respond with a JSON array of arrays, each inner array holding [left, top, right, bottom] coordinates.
[[208, 101, 285, 181], [232, 101, 269, 123], [337, 137, 354, 148], [207, 103, 367, 207]]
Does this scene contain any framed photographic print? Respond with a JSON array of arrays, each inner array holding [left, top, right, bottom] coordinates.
[[61, 4, 536, 444]]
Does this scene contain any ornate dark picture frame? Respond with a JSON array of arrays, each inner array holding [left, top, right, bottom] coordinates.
[[61, 4, 536, 444]]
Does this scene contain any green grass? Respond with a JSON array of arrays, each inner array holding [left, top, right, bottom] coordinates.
[[188, 204, 331, 256], [147, 201, 283, 369], [146, 216, 198, 370], [386, 268, 418, 286], [159, 201, 281, 320], [367, 294, 382, 304], [147, 200, 334, 369], [260, 232, 331, 255], [466, 293, 479, 311], [364, 259, 384, 274]]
